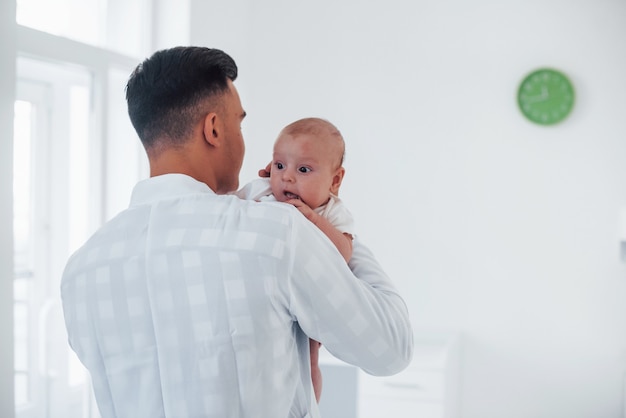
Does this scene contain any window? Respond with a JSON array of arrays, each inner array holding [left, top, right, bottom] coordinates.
[[13, 2, 154, 417], [13, 99, 34, 409], [16, 0, 151, 58], [14, 57, 101, 418]]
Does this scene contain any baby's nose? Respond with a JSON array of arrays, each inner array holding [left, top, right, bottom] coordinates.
[[282, 169, 295, 182]]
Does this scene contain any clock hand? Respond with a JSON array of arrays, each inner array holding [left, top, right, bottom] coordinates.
[[523, 93, 548, 104], [522, 84, 550, 104]]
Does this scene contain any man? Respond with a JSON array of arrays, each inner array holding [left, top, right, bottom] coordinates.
[[61, 46, 413, 418]]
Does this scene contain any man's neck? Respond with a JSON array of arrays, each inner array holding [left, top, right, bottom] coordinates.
[[149, 150, 218, 193]]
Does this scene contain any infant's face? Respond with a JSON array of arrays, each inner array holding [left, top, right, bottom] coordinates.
[[269, 133, 342, 209]]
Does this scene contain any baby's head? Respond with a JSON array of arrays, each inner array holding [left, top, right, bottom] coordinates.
[[270, 118, 346, 209]]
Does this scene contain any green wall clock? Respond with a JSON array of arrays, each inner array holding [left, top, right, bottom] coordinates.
[[517, 68, 575, 125]]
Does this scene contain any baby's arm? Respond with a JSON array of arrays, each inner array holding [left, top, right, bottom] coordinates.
[[257, 163, 353, 260], [286, 198, 353, 262]]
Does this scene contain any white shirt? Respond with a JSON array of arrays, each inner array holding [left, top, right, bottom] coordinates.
[[61, 174, 413, 418]]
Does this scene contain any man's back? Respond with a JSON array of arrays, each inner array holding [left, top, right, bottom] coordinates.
[[61, 174, 319, 417]]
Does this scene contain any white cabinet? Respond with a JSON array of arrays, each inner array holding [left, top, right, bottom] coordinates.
[[319, 332, 460, 418]]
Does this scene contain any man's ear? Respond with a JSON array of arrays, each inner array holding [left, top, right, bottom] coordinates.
[[330, 167, 345, 195], [202, 112, 220, 147]]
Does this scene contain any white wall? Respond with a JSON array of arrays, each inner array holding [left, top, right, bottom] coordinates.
[[191, 1, 626, 417]]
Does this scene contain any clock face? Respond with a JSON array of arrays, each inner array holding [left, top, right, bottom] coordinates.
[[517, 68, 575, 125]]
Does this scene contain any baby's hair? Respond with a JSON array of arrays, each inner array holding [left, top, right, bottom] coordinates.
[[280, 117, 345, 166]]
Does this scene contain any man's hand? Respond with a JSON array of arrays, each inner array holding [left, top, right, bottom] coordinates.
[[258, 162, 272, 178]]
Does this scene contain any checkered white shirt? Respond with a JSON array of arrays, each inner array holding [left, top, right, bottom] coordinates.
[[61, 174, 413, 418]]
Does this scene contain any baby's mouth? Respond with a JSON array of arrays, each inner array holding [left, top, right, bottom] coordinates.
[[284, 191, 301, 200]]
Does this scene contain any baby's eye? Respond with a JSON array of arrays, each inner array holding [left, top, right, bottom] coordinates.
[[275, 162, 284, 170], [298, 167, 311, 173]]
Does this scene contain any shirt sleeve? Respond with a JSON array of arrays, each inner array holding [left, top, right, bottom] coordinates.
[[282, 213, 414, 376]]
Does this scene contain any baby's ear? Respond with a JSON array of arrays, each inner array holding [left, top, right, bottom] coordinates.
[[330, 167, 345, 195]]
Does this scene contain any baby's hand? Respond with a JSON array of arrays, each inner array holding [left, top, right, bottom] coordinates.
[[285, 199, 318, 223]]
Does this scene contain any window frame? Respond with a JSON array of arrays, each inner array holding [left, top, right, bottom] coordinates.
[[2, 1, 190, 416], [10, 19, 146, 418]]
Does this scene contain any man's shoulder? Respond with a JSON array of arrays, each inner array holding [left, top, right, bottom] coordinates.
[[233, 178, 272, 201], [61, 209, 140, 279]]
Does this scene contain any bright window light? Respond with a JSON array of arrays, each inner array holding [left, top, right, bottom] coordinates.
[[16, 0, 150, 58], [68, 85, 91, 255], [16, 0, 104, 45]]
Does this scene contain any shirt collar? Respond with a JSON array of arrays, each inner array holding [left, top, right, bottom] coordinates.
[[129, 173, 215, 207]]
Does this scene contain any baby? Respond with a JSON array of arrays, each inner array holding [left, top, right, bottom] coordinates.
[[237, 117, 355, 401], [240, 117, 354, 261]]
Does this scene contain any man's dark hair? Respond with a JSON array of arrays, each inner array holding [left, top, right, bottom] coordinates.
[[125, 46, 238, 149]]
